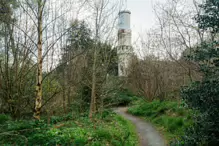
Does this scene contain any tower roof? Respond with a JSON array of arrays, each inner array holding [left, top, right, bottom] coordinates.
[[119, 10, 131, 15]]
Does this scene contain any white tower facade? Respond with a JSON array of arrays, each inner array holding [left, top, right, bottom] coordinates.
[[118, 10, 133, 76]]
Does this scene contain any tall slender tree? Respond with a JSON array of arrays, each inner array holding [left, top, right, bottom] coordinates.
[[33, 0, 45, 120]]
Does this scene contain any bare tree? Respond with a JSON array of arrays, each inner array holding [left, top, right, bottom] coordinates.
[[33, 0, 45, 120], [152, 0, 204, 81], [86, 0, 117, 119], [126, 0, 205, 101]]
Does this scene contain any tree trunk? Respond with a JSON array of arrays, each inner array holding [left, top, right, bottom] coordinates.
[[62, 70, 66, 113], [89, 46, 97, 120], [34, 0, 43, 120]]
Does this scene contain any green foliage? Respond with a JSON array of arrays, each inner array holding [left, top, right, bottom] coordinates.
[[49, 113, 73, 124], [105, 88, 138, 107], [152, 116, 184, 133], [174, 0, 219, 145], [176, 70, 219, 145], [0, 114, 11, 124], [0, 0, 18, 25], [94, 129, 112, 140], [74, 85, 91, 107], [57, 20, 118, 113], [195, 0, 219, 33], [128, 99, 193, 141], [0, 110, 139, 145], [67, 20, 93, 51], [115, 89, 137, 106]]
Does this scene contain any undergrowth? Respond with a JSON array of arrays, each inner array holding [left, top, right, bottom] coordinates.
[[128, 99, 193, 142], [0, 110, 139, 146]]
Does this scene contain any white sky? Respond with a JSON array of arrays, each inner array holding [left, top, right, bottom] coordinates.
[[126, 0, 166, 43]]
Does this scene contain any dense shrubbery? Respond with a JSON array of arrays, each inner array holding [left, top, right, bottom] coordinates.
[[174, 75, 219, 145], [128, 100, 193, 141], [171, 43, 219, 145], [102, 82, 138, 107], [0, 110, 139, 145], [0, 114, 11, 124], [171, 42, 219, 145], [171, 0, 219, 145], [113, 89, 138, 106]]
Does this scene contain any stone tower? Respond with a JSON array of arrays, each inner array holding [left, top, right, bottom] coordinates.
[[117, 10, 133, 76]]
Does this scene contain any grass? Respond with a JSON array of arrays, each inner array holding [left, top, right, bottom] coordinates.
[[128, 99, 193, 142], [0, 110, 139, 146]]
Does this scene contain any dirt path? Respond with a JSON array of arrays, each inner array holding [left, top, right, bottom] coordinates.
[[114, 107, 166, 146]]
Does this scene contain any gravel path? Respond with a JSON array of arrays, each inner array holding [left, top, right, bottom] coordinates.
[[114, 107, 166, 146]]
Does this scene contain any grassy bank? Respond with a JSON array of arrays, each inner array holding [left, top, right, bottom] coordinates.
[[0, 110, 139, 146], [128, 99, 193, 142]]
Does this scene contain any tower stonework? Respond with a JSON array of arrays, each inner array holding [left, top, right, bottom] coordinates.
[[118, 10, 133, 76]]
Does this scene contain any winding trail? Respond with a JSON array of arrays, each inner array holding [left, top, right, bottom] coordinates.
[[114, 107, 166, 146]]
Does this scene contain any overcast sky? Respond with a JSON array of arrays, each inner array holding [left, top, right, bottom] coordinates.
[[126, 0, 166, 42]]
